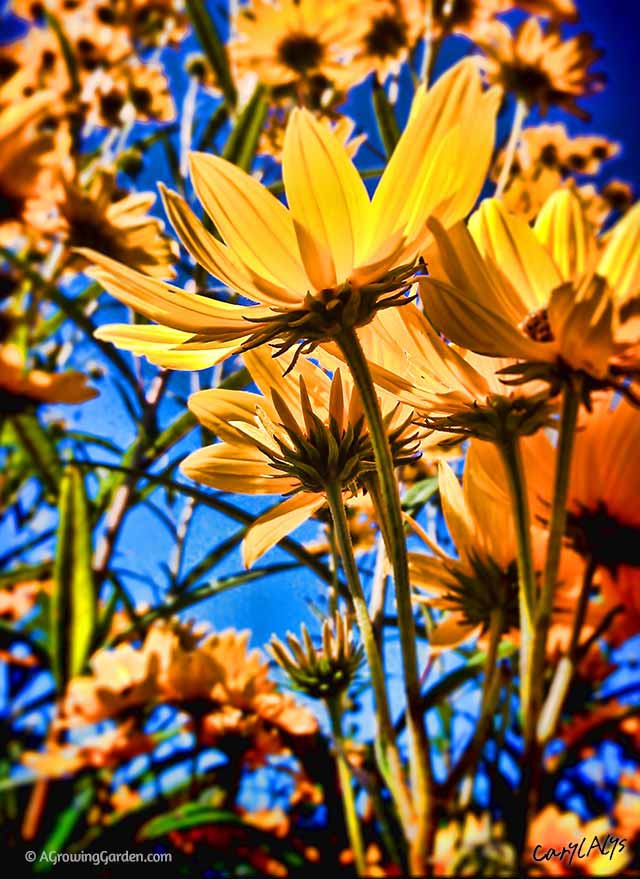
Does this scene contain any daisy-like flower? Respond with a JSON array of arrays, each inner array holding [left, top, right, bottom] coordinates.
[[409, 440, 593, 651], [42, 169, 177, 279], [522, 394, 640, 646], [229, 0, 370, 91], [181, 346, 420, 567], [0, 344, 97, 409], [495, 123, 618, 183], [353, 0, 424, 82], [259, 109, 366, 163], [479, 17, 604, 119], [83, 59, 499, 370], [355, 298, 556, 442], [418, 189, 640, 400]]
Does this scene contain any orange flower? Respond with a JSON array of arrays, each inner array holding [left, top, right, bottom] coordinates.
[[522, 395, 640, 645], [480, 17, 604, 118], [0, 344, 97, 408], [23, 723, 153, 778], [0, 578, 50, 621]]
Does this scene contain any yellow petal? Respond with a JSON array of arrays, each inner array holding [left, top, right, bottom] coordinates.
[[598, 202, 640, 304], [79, 248, 267, 339], [469, 198, 562, 311], [438, 460, 475, 566], [368, 59, 498, 255], [243, 493, 325, 568], [180, 443, 297, 495], [418, 276, 550, 361], [188, 152, 308, 297], [534, 188, 596, 282], [283, 107, 370, 288], [160, 185, 297, 307], [428, 614, 479, 653], [94, 323, 239, 369], [188, 387, 275, 444], [243, 347, 331, 423]]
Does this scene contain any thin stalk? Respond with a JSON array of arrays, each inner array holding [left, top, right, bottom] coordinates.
[[497, 436, 536, 726], [325, 482, 414, 837], [336, 327, 433, 875], [441, 608, 504, 797], [495, 98, 528, 198], [327, 696, 367, 877], [537, 557, 596, 744], [526, 381, 581, 737]]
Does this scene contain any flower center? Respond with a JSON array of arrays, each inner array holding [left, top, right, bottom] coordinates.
[[539, 143, 559, 167], [568, 503, 640, 570], [364, 14, 408, 59], [277, 32, 325, 75], [520, 307, 555, 342]]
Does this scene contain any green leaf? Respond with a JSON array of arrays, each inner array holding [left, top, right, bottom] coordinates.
[[10, 414, 62, 498], [372, 82, 400, 157], [222, 85, 268, 171], [185, 0, 237, 108], [34, 786, 94, 873], [197, 103, 229, 152], [139, 804, 241, 840], [402, 475, 439, 516], [50, 466, 97, 690]]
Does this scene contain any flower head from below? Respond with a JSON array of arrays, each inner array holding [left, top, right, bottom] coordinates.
[[419, 192, 640, 404], [269, 613, 364, 701], [83, 59, 499, 370], [181, 346, 421, 567], [356, 299, 555, 443], [480, 17, 604, 118]]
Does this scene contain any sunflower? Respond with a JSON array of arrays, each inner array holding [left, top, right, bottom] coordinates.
[[259, 108, 366, 163], [49, 170, 177, 279], [352, 0, 424, 82], [418, 189, 640, 396], [229, 0, 369, 91], [83, 59, 499, 370], [0, 344, 97, 409], [479, 17, 604, 119], [180, 346, 420, 567]]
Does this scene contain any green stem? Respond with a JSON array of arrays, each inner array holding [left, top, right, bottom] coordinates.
[[497, 435, 536, 727], [336, 327, 433, 875], [495, 98, 528, 198], [327, 697, 367, 877], [325, 482, 414, 837], [537, 557, 595, 744]]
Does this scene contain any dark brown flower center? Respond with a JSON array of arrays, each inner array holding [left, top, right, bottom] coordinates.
[[277, 32, 325, 75], [520, 307, 554, 342], [364, 14, 408, 59], [540, 143, 559, 167], [568, 503, 640, 570]]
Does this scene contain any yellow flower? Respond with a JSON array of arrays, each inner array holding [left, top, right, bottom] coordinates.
[[229, 0, 370, 90], [419, 190, 640, 390], [353, 0, 424, 82], [83, 59, 499, 368], [0, 83, 60, 243], [480, 17, 604, 118], [181, 346, 419, 567], [514, 0, 576, 19], [47, 169, 178, 279], [0, 344, 98, 407], [259, 108, 366, 163], [355, 297, 554, 440], [433, 813, 515, 877]]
